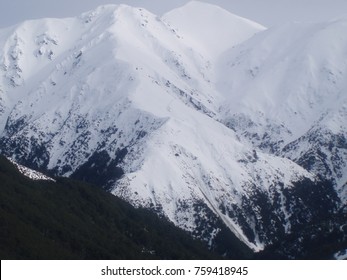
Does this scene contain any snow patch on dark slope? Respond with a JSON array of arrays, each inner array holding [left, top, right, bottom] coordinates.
[[7, 157, 55, 181], [0, 2, 345, 254]]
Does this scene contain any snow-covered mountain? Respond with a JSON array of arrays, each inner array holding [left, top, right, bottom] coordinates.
[[0, 1, 345, 253]]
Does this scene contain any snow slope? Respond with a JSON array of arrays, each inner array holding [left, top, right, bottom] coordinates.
[[0, 2, 345, 251], [217, 17, 347, 203]]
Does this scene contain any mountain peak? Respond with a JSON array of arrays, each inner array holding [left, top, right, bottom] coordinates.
[[162, 1, 265, 59], [79, 4, 156, 25]]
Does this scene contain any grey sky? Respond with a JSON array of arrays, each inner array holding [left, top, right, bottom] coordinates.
[[1, 0, 347, 28]]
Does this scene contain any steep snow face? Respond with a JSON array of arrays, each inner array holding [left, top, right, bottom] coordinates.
[[113, 99, 317, 250], [0, 3, 344, 251], [0, 4, 220, 175], [218, 19, 347, 137], [217, 18, 347, 202]]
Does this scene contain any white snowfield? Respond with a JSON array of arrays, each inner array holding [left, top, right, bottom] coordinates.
[[0, 1, 346, 250]]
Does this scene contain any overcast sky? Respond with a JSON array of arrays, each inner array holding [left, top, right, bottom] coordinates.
[[1, 0, 347, 28]]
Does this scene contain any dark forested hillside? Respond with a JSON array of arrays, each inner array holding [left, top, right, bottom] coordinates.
[[0, 156, 219, 260], [1, 155, 345, 260]]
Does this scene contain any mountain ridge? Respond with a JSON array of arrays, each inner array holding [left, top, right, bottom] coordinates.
[[216, 16, 347, 204]]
